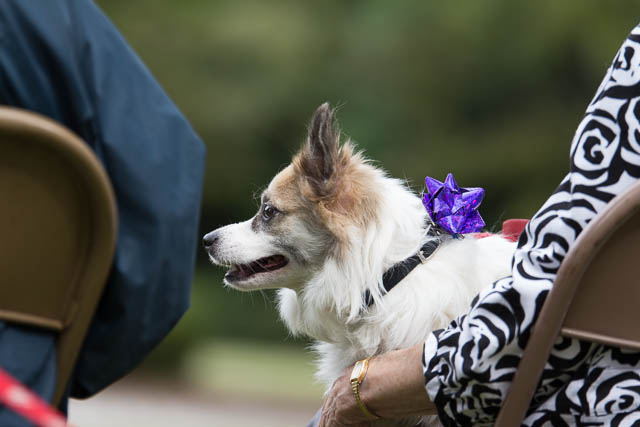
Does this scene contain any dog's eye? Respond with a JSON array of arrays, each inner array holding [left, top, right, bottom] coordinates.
[[262, 203, 277, 221]]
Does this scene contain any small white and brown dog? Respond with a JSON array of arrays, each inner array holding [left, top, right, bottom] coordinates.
[[204, 103, 515, 426]]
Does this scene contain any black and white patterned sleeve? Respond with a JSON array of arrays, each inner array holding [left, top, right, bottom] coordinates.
[[423, 24, 640, 426]]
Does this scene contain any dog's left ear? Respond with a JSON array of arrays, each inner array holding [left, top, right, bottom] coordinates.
[[298, 103, 341, 197]]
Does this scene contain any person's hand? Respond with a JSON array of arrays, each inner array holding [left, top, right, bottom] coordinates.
[[318, 366, 373, 427], [317, 343, 437, 427]]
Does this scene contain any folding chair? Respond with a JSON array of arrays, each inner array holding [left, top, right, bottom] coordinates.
[[495, 179, 640, 425], [0, 107, 117, 406]]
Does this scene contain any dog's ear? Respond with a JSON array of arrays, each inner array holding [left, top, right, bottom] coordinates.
[[298, 103, 341, 197], [304, 102, 339, 179]]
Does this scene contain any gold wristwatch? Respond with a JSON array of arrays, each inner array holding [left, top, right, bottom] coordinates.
[[350, 358, 380, 420]]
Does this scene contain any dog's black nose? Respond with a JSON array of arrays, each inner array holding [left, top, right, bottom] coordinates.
[[203, 232, 218, 249]]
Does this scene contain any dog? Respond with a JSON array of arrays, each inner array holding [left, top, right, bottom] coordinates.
[[204, 103, 516, 426]]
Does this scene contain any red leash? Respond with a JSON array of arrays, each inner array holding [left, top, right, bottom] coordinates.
[[0, 368, 68, 427]]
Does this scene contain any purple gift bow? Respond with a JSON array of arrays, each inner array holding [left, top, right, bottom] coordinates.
[[421, 173, 485, 235]]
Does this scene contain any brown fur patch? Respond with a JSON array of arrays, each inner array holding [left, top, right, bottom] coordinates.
[[291, 140, 380, 245], [267, 165, 304, 212], [267, 103, 380, 254]]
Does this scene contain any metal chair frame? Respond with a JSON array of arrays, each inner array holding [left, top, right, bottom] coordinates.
[[0, 107, 117, 405]]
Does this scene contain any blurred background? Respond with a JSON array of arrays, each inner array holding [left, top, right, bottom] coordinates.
[[70, 1, 638, 426]]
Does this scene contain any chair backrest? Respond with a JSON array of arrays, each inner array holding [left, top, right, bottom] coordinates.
[[0, 107, 117, 406], [496, 179, 640, 426]]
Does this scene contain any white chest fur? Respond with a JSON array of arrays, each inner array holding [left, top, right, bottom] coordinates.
[[278, 234, 515, 387]]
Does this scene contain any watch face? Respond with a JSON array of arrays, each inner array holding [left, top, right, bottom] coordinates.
[[351, 360, 364, 381], [351, 359, 369, 383]]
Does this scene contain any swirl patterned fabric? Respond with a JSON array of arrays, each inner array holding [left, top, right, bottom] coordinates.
[[423, 24, 640, 426]]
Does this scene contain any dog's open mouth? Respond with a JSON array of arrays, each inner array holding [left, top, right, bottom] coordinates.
[[225, 255, 289, 282]]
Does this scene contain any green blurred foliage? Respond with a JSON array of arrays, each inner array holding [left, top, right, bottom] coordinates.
[[96, 0, 639, 367], [98, 0, 639, 228]]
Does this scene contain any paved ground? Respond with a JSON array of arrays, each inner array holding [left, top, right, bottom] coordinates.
[[68, 377, 316, 427]]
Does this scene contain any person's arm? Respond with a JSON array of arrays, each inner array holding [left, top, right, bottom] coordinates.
[[318, 343, 436, 426], [0, 0, 206, 400]]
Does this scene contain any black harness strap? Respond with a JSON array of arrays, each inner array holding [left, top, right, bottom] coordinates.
[[364, 238, 442, 308]]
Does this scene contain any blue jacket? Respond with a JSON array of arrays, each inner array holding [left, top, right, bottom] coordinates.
[[0, 0, 205, 422]]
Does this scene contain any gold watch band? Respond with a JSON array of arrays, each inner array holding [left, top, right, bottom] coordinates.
[[349, 358, 380, 421]]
